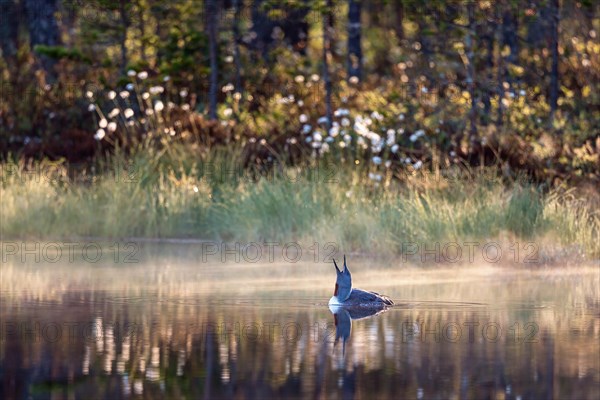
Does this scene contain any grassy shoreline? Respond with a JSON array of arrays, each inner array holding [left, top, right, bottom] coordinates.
[[1, 147, 598, 259]]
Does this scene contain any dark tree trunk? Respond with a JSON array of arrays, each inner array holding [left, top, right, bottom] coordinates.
[[367, 0, 381, 26], [501, 3, 519, 88], [322, 11, 333, 131], [250, 0, 271, 58], [347, 0, 362, 81], [327, 0, 335, 31], [482, 20, 495, 123], [418, 19, 432, 59], [59, 0, 77, 47], [119, 0, 129, 74], [151, 4, 167, 66], [466, 2, 477, 138], [206, 0, 219, 121], [137, 0, 146, 60], [549, 0, 560, 122], [23, 0, 61, 81], [394, 0, 405, 41], [325, 0, 336, 62], [0, 0, 21, 60], [495, 2, 505, 125], [250, 0, 309, 58], [233, 0, 243, 96], [417, 14, 434, 85]]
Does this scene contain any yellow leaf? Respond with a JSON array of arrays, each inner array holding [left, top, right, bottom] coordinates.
[[582, 86, 591, 98]]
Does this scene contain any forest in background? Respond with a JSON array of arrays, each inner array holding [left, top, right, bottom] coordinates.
[[0, 0, 598, 187], [0, 0, 599, 256]]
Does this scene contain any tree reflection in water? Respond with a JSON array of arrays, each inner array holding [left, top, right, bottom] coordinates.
[[1, 258, 599, 399], [1, 289, 598, 399]]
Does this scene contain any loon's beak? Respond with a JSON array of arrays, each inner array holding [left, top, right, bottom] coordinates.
[[333, 258, 341, 274]]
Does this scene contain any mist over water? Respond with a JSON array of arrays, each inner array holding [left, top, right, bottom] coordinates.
[[1, 243, 599, 399]]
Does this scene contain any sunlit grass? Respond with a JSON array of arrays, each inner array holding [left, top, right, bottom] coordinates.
[[1, 146, 598, 258]]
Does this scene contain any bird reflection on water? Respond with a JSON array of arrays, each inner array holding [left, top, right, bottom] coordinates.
[[329, 304, 390, 356], [327, 255, 394, 357]]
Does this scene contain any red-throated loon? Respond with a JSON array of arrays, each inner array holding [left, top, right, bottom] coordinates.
[[328, 255, 394, 308]]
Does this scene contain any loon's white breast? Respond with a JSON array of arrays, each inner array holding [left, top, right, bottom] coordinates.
[[329, 295, 341, 306]]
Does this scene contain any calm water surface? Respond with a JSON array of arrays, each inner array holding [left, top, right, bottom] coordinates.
[[1, 243, 599, 399]]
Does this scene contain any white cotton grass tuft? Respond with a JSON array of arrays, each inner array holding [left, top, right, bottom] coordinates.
[[94, 129, 106, 140], [149, 86, 164, 95], [386, 129, 396, 145], [368, 172, 382, 182], [334, 108, 350, 117], [99, 118, 108, 128], [107, 122, 117, 132], [371, 111, 383, 121], [124, 108, 134, 118], [409, 129, 425, 142], [137, 71, 148, 80]]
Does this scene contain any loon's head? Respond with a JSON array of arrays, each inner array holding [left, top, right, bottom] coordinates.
[[333, 255, 352, 302]]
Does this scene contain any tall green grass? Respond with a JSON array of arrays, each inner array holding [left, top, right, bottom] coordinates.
[[1, 146, 598, 258]]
